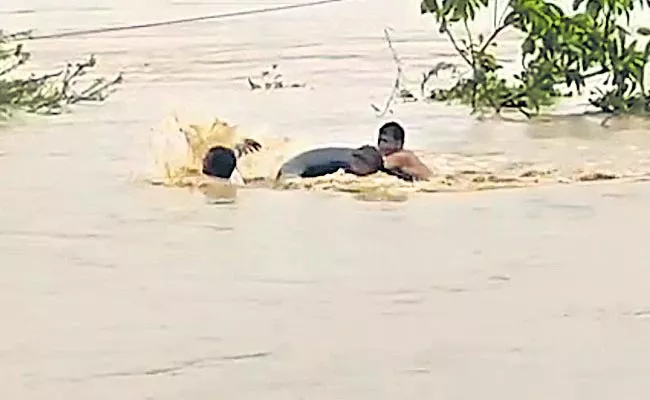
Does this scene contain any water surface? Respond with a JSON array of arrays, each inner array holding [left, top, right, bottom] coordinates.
[[1, 1, 650, 399]]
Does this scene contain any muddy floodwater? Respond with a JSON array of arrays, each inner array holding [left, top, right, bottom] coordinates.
[[2, 0, 650, 399]]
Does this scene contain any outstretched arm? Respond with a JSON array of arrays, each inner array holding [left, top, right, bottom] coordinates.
[[233, 138, 262, 158], [380, 166, 415, 182], [384, 150, 433, 181]]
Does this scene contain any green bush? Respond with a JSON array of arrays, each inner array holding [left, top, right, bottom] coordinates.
[[420, 0, 650, 117], [0, 30, 121, 119]]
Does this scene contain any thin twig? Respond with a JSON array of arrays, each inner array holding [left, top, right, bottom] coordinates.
[[0, 44, 29, 76], [496, 4, 512, 29], [68, 73, 123, 104], [601, 113, 616, 127], [420, 61, 458, 97], [0, 30, 33, 42], [372, 27, 406, 117], [0, 55, 28, 77], [463, 19, 478, 109], [444, 27, 473, 67], [479, 21, 512, 54]]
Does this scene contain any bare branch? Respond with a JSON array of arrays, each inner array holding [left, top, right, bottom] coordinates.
[[371, 28, 408, 117]]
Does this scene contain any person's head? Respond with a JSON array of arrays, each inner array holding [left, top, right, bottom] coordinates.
[[202, 146, 237, 179], [346, 145, 384, 177], [377, 121, 405, 156]]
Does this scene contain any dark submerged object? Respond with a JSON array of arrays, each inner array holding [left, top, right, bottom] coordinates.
[[276, 145, 384, 180]]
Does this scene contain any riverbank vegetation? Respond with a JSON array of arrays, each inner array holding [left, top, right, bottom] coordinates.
[[382, 0, 650, 120], [0, 30, 121, 119], [424, 0, 650, 117]]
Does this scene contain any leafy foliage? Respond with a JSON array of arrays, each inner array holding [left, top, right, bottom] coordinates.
[[420, 0, 650, 117], [0, 30, 122, 119]]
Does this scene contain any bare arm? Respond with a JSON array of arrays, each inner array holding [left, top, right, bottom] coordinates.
[[233, 138, 262, 158], [384, 150, 433, 181]]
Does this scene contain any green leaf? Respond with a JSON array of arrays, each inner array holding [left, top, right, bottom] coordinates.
[[420, 0, 439, 14], [547, 3, 565, 17], [468, 2, 476, 20], [638, 27, 650, 36], [573, 0, 587, 10], [585, 0, 602, 17], [522, 37, 535, 54], [617, 25, 631, 36], [439, 20, 448, 33], [618, 27, 628, 51], [441, 0, 454, 16]]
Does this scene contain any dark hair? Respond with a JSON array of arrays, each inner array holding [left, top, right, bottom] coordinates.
[[350, 145, 384, 175], [379, 121, 405, 142], [202, 146, 236, 179]]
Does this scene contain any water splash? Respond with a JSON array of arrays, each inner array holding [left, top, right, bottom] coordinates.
[[144, 114, 311, 189], [145, 114, 235, 187]]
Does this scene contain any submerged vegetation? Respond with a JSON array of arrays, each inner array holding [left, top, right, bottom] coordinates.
[[0, 30, 122, 119], [246, 64, 307, 90], [396, 0, 650, 118]]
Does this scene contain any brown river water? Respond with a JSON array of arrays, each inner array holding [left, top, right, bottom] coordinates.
[[2, 0, 650, 399]]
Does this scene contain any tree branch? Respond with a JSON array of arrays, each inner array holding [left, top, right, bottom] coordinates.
[[479, 20, 513, 53], [372, 28, 406, 117], [442, 23, 473, 67], [463, 19, 478, 108]]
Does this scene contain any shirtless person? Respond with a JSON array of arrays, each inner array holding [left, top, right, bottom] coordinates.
[[275, 122, 433, 182], [376, 121, 433, 181]]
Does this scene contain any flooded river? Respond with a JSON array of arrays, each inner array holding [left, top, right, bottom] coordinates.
[[2, 0, 650, 399]]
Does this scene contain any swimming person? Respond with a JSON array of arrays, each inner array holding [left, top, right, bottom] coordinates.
[[376, 121, 433, 181], [201, 138, 262, 184], [275, 122, 433, 182], [275, 145, 384, 181]]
